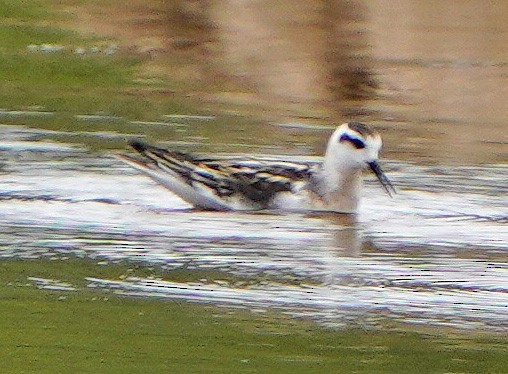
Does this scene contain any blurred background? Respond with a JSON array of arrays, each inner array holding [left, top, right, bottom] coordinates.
[[1, 2, 507, 368], [1, 0, 507, 163]]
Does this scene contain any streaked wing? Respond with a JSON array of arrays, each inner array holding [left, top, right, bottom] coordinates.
[[218, 159, 313, 203], [128, 140, 315, 205], [128, 140, 236, 197]]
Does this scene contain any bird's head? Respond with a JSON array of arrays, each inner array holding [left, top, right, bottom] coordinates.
[[326, 122, 396, 196]]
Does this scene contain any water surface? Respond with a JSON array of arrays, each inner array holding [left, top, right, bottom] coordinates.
[[1, 124, 506, 331], [1, 0, 507, 333]]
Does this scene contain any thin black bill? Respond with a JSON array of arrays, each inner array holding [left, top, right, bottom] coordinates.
[[367, 161, 396, 197]]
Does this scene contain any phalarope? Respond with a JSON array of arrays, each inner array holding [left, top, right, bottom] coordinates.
[[118, 122, 395, 213]]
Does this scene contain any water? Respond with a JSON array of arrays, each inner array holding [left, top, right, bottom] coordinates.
[[1, 124, 506, 331], [1, 0, 507, 333]]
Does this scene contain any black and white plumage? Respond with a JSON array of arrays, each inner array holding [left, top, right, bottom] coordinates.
[[118, 122, 395, 213]]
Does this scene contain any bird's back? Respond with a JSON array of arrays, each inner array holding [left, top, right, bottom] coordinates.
[[123, 140, 317, 210]]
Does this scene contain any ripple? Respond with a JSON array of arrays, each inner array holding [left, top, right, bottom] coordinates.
[[0, 135, 507, 331], [87, 275, 508, 331]]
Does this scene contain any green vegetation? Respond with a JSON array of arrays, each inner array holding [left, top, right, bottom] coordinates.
[[1, 2, 506, 373], [0, 0, 283, 151], [0, 0, 53, 20], [0, 54, 133, 87], [0, 24, 74, 50], [1, 259, 507, 373], [0, 0, 194, 140]]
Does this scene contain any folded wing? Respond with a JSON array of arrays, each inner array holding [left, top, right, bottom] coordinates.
[[122, 140, 315, 209]]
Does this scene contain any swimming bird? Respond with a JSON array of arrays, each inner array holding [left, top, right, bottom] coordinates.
[[118, 122, 395, 213]]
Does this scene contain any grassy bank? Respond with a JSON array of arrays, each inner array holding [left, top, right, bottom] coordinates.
[[0, 0, 196, 135], [1, 259, 507, 373], [0, 0, 311, 152], [1, 2, 507, 373]]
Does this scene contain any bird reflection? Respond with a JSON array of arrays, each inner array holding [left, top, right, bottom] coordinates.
[[305, 211, 362, 256]]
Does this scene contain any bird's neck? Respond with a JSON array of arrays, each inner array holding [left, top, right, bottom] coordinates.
[[318, 154, 363, 213]]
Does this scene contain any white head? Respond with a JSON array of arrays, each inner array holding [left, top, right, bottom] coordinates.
[[324, 122, 395, 196], [327, 122, 382, 168]]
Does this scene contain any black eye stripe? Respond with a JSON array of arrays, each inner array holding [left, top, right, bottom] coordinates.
[[339, 134, 365, 149]]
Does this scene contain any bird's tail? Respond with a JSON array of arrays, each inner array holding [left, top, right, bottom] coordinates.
[[116, 142, 232, 211]]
